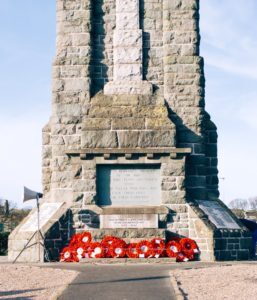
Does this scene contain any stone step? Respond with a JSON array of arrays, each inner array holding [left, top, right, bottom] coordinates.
[[80, 257, 176, 264], [77, 228, 166, 242]]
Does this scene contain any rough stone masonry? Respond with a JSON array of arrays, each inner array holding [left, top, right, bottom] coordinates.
[[9, 0, 252, 262]]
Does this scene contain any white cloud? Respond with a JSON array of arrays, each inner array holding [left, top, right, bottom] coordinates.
[[201, 0, 257, 80]]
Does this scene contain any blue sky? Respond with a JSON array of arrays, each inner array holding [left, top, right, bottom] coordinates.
[[0, 0, 257, 207]]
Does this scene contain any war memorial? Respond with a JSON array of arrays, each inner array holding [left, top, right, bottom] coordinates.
[[8, 0, 252, 262]]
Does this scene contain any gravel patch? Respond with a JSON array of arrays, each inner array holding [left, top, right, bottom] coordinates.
[[173, 264, 257, 300], [0, 265, 78, 300]]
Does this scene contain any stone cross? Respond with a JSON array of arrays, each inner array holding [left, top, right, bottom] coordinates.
[[104, 0, 152, 95]]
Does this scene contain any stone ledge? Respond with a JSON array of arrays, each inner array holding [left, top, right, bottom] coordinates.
[[101, 206, 169, 215], [66, 147, 192, 155], [89, 94, 163, 106], [80, 257, 176, 264], [104, 80, 153, 95], [78, 228, 166, 240]]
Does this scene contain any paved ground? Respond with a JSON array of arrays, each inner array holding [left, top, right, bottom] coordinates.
[[44, 262, 224, 300], [1, 258, 256, 300], [49, 264, 176, 300]]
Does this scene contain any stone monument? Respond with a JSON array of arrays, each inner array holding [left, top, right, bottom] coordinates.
[[9, 0, 251, 262]]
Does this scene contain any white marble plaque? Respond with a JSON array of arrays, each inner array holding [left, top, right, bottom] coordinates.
[[97, 165, 161, 206], [100, 214, 158, 229], [20, 202, 63, 232], [197, 201, 241, 229]]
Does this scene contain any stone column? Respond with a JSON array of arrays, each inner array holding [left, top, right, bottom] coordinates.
[[104, 0, 152, 95], [43, 0, 92, 200], [162, 0, 209, 201]]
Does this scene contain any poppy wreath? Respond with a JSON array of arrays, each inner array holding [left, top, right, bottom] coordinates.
[[60, 246, 78, 263], [80, 232, 92, 245], [101, 236, 120, 258], [126, 243, 139, 258], [74, 243, 88, 260], [69, 233, 82, 247], [83, 244, 92, 258], [136, 240, 154, 258], [59, 231, 200, 262], [166, 240, 182, 258], [176, 252, 189, 262], [109, 240, 127, 258], [88, 242, 105, 258], [179, 238, 199, 257], [151, 238, 165, 258]]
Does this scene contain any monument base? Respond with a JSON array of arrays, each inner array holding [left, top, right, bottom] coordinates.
[[8, 200, 252, 262]]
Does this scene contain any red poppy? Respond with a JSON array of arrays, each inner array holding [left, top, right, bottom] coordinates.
[[179, 238, 199, 257], [88, 242, 105, 258], [136, 240, 154, 258], [69, 233, 82, 247], [166, 240, 182, 258], [60, 246, 79, 262], [176, 252, 189, 263], [74, 243, 89, 260], [151, 238, 165, 258], [79, 232, 92, 245], [101, 236, 120, 258], [109, 240, 127, 258], [169, 236, 181, 242], [126, 243, 139, 258]]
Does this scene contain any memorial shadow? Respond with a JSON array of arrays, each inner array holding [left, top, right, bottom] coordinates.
[[90, 0, 108, 97], [0, 288, 44, 299], [45, 209, 74, 261], [67, 275, 170, 286], [78, 210, 100, 228], [163, 100, 216, 201], [164, 99, 204, 149], [96, 165, 112, 206], [0, 297, 34, 300], [140, 0, 151, 81]]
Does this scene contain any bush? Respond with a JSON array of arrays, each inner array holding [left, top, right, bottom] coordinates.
[[0, 232, 9, 255], [231, 209, 245, 219]]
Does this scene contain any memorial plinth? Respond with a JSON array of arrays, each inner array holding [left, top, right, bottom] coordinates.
[[8, 0, 252, 263]]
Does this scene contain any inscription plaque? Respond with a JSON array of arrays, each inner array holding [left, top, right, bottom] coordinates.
[[97, 165, 161, 206], [100, 214, 158, 229], [20, 202, 63, 232], [197, 201, 241, 229]]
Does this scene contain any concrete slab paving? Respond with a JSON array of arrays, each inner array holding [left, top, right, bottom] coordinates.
[[48, 264, 177, 300], [44, 261, 257, 300], [2, 260, 256, 299]]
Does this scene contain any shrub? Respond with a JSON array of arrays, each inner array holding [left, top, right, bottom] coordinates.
[[0, 232, 9, 255]]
